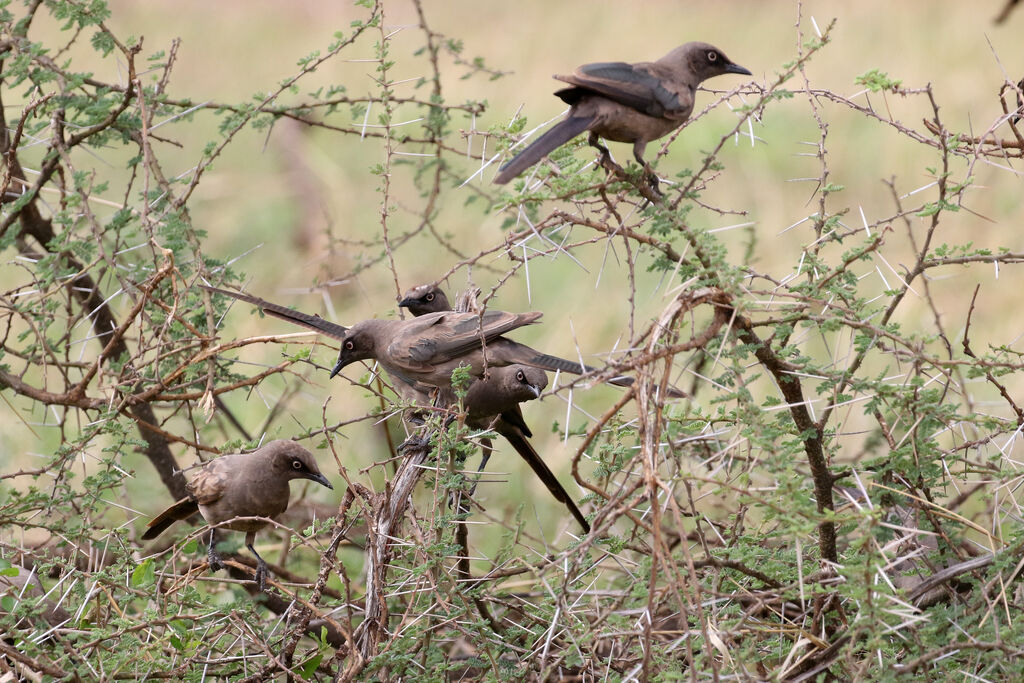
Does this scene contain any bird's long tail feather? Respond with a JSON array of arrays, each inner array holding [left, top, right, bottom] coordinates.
[[527, 352, 632, 389], [201, 285, 348, 339], [498, 423, 590, 532], [528, 351, 686, 398], [493, 116, 593, 185], [141, 498, 199, 540]]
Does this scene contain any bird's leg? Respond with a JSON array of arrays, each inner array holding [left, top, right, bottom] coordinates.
[[441, 413, 473, 513], [398, 432, 432, 454], [466, 436, 493, 498], [245, 531, 268, 592], [206, 529, 224, 573], [399, 389, 448, 454], [454, 510, 471, 582], [633, 142, 662, 196], [588, 132, 613, 169]]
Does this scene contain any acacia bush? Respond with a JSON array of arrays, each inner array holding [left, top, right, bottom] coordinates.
[[2, 1, 1024, 680]]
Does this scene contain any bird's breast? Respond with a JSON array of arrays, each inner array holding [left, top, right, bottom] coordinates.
[[198, 482, 289, 531], [197, 503, 272, 532]]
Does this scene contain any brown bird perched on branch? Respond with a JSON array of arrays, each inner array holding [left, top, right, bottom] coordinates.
[[200, 284, 590, 530], [460, 364, 588, 531], [203, 284, 642, 394], [141, 440, 332, 591], [400, 286, 589, 531], [493, 42, 751, 186]]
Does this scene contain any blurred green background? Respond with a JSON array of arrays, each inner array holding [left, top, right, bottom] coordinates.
[[4, 0, 1023, 541]]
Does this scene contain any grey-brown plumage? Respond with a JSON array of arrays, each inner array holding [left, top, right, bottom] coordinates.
[[398, 284, 451, 317], [462, 365, 543, 424], [142, 440, 332, 591], [203, 285, 350, 340], [401, 287, 588, 530], [494, 42, 751, 185], [459, 365, 590, 532], [203, 284, 590, 530], [995, 0, 1021, 24], [0, 564, 71, 630], [203, 284, 635, 393]]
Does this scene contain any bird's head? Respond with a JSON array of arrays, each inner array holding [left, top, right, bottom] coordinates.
[[510, 365, 548, 399], [462, 364, 548, 423], [268, 440, 333, 490], [670, 42, 751, 83], [398, 284, 450, 316], [329, 322, 378, 378]]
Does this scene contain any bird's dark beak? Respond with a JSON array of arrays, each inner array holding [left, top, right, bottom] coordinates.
[[397, 297, 414, 309], [528, 384, 542, 398], [726, 63, 752, 76], [307, 472, 333, 490], [329, 356, 346, 378]]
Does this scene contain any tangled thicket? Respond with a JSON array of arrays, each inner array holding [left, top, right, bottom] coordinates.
[[3, 1, 1024, 680]]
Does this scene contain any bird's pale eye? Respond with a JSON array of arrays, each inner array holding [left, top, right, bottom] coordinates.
[[425, 293, 434, 301], [292, 460, 303, 470], [345, 340, 354, 350], [516, 370, 525, 382], [707, 51, 718, 62]]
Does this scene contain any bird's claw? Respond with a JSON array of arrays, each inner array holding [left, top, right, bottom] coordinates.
[[254, 559, 268, 593], [641, 165, 663, 197], [447, 489, 471, 516], [207, 549, 224, 573], [398, 434, 432, 454], [206, 530, 225, 573]]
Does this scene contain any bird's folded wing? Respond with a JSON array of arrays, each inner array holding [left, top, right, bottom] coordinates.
[[395, 310, 542, 367], [186, 459, 230, 506], [498, 405, 532, 439], [555, 62, 687, 118]]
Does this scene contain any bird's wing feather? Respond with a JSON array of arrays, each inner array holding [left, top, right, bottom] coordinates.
[[433, 310, 543, 362], [499, 406, 532, 439], [397, 311, 542, 367], [555, 61, 686, 118], [186, 458, 232, 506]]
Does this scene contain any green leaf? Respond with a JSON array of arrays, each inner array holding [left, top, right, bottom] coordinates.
[[300, 653, 324, 679], [131, 558, 155, 587], [855, 69, 902, 92]]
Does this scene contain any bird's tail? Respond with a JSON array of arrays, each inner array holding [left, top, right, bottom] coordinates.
[[527, 351, 687, 398], [526, 352, 631, 389], [493, 116, 593, 185], [498, 423, 590, 533], [141, 498, 199, 540], [201, 285, 349, 340]]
